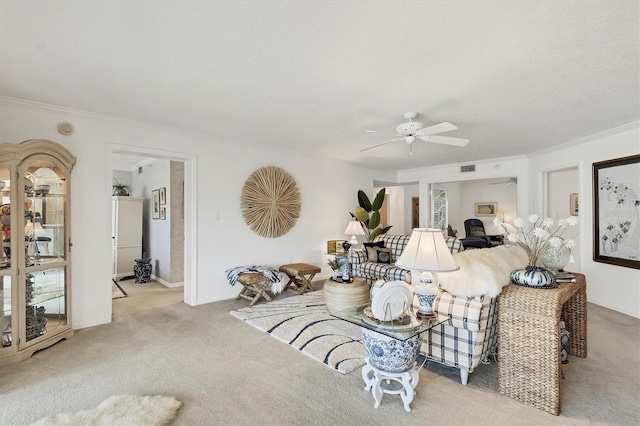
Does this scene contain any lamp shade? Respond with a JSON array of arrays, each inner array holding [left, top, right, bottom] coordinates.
[[344, 220, 365, 236], [395, 228, 459, 273]]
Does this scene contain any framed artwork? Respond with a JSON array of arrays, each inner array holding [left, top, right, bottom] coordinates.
[[570, 193, 579, 216], [159, 187, 166, 205], [474, 202, 498, 217], [152, 189, 160, 219], [592, 154, 639, 269], [160, 207, 166, 220]]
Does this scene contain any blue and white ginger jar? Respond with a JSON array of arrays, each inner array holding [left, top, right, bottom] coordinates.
[[361, 328, 421, 373]]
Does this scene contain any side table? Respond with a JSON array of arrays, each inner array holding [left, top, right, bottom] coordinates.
[[331, 304, 449, 412], [498, 273, 587, 415], [362, 357, 419, 412], [323, 277, 369, 313]]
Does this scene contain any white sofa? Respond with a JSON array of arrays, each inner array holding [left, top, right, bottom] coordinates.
[[423, 245, 528, 385]]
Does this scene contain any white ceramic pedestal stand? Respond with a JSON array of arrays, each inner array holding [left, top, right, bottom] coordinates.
[[362, 357, 420, 412]]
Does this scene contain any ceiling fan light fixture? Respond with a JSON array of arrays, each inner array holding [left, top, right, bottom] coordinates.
[[360, 111, 470, 153], [396, 121, 424, 135]]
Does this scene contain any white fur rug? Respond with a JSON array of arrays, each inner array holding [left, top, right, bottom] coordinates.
[[30, 394, 182, 426], [437, 245, 528, 298]]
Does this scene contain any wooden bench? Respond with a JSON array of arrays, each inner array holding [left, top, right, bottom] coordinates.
[[235, 273, 273, 306], [278, 263, 321, 295]]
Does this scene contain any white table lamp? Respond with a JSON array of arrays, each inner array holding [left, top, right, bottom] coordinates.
[[344, 219, 365, 248], [395, 228, 459, 318]]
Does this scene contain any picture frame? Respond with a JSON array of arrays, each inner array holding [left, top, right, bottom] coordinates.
[[592, 154, 639, 269], [160, 207, 166, 220], [474, 202, 498, 217], [159, 187, 166, 205], [570, 193, 579, 216], [152, 189, 160, 219]]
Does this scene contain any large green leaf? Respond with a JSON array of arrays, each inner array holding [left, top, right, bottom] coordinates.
[[357, 190, 372, 212], [369, 211, 380, 229], [371, 188, 386, 211], [380, 225, 393, 235], [355, 206, 369, 223], [370, 227, 382, 241]]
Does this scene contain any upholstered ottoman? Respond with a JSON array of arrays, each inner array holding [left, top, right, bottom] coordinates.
[[235, 273, 273, 306], [279, 263, 321, 294]]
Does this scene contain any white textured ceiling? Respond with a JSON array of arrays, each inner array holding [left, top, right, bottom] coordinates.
[[1, 1, 638, 171]]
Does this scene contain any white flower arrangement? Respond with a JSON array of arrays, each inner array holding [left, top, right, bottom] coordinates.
[[493, 213, 578, 267]]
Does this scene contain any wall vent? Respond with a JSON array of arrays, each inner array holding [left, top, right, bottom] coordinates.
[[460, 164, 476, 173]]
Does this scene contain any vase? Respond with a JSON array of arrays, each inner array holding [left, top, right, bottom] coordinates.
[[541, 243, 571, 271], [134, 258, 153, 283], [560, 320, 570, 366], [510, 265, 556, 287], [361, 328, 421, 373]]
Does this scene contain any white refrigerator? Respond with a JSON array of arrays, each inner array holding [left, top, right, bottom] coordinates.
[[112, 196, 143, 279]]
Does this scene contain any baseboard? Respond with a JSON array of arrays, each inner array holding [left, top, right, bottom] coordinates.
[[151, 274, 183, 288]]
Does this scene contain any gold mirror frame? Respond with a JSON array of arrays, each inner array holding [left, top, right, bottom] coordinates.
[[241, 166, 301, 238]]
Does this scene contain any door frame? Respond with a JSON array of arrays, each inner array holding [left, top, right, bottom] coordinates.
[[106, 143, 198, 320]]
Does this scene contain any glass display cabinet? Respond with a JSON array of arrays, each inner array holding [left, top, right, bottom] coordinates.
[[0, 139, 76, 365]]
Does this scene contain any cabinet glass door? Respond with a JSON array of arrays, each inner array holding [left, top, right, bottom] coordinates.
[[1, 167, 11, 270], [21, 159, 69, 346], [0, 167, 12, 349], [23, 164, 67, 266], [1, 276, 11, 348], [25, 267, 67, 342]]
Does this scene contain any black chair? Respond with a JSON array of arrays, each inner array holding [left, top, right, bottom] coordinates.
[[461, 219, 503, 249]]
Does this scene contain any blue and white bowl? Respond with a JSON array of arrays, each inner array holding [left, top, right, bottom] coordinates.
[[361, 328, 421, 373]]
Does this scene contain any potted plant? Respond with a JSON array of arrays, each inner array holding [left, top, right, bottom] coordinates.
[[353, 188, 392, 242], [327, 257, 341, 280], [112, 180, 130, 196]]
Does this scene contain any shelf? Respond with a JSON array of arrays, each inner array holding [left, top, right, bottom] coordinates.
[[28, 290, 64, 305]]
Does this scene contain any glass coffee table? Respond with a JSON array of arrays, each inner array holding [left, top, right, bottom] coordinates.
[[331, 304, 449, 412]]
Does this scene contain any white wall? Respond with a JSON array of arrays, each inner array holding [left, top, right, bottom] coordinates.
[[528, 125, 639, 318], [2, 98, 637, 320], [374, 185, 405, 235], [0, 99, 395, 329], [546, 168, 581, 271], [398, 126, 640, 318]]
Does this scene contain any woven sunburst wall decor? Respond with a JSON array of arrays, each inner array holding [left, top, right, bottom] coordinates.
[[241, 166, 301, 238]]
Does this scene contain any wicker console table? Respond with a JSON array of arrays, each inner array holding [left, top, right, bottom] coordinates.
[[498, 273, 587, 415]]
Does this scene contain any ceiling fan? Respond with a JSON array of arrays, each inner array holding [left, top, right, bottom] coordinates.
[[361, 112, 470, 154]]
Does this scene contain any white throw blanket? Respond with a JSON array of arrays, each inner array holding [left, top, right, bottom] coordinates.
[[225, 265, 285, 294], [437, 245, 528, 298]]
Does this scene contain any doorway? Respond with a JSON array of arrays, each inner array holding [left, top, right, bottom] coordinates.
[[542, 166, 581, 271], [107, 144, 197, 322]]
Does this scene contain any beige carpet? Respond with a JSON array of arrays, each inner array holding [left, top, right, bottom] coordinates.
[[230, 291, 367, 374], [0, 280, 638, 425]]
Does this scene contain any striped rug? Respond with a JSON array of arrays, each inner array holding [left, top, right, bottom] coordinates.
[[230, 291, 366, 374]]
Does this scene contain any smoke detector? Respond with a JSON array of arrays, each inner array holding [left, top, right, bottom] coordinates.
[[57, 122, 74, 136]]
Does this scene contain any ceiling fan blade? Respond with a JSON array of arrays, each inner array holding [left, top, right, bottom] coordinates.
[[360, 137, 404, 152], [419, 134, 470, 147], [415, 122, 457, 136]]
